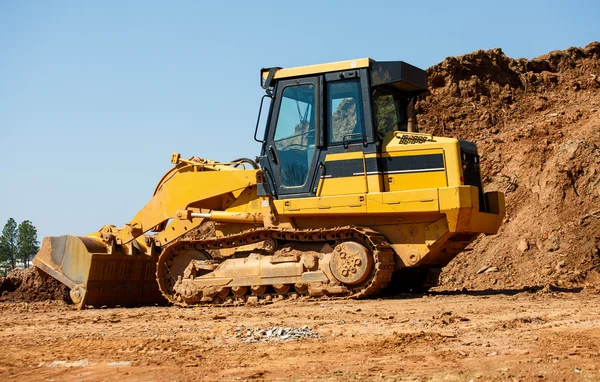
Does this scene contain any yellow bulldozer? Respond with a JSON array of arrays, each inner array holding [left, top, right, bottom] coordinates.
[[33, 58, 505, 309]]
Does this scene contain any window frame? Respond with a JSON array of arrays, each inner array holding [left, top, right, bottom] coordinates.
[[271, 83, 316, 188], [325, 77, 365, 146], [322, 69, 375, 150], [262, 76, 323, 197], [372, 85, 413, 139]]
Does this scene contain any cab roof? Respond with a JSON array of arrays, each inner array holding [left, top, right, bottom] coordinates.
[[261, 58, 428, 95]]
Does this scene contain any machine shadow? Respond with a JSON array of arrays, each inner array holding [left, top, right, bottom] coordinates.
[[379, 285, 585, 300]]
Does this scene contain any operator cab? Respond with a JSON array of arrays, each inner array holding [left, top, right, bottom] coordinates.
[[256, 58, 428, 199]]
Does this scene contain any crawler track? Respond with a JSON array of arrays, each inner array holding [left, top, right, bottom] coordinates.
[[156, 226, 395, 306]]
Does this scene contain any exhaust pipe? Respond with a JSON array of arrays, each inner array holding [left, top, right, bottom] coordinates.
[[407, 97, 418, 133]]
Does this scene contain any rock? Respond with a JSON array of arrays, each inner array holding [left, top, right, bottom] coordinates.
[[234, 325, 318, 343], [534, 98, 548, 111], [536, 235, 561, 253], [536, 238, 545, 252], [484, 266, 499, 274], [517, 240, 529, 252], [49, 360, 89, 367], [546, 234, 561, 252], [109, 361, 132, 367]]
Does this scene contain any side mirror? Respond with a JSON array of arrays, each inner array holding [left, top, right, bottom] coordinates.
[[254, 94, 272, 143]]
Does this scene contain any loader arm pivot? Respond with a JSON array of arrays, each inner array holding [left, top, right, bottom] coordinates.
[[117, 167, 260, 245]]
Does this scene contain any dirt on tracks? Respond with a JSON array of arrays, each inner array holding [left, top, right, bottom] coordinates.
[[1, 290, 600, 381]]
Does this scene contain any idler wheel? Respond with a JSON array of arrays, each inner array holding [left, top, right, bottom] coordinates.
[[329, 242, 373, 285], [251, 285, 267, 296], [231, 286, 248, 296], [216, 287, 230, 299], [294, 283, 308, 294], [273, 284, 290, 294]]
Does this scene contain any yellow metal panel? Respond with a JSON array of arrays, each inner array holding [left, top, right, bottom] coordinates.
[[382, 134, 463, 187], [438, 186, 474, 232], [277, 195, 366, 216], [367, 189, 440, 214], [438, 186, 504, 234], [366, 174, 382, 193], [119, 169, 259, 244], [318, 152, 367, 196], [318, 176, 366, 196], [468, 192, 506, 234], [441, 140, 462, 186], [386, 171, 447, 192], [383, 148, 445, 158], [469, 210, 504, 234], [263, 58, 371, 80], [438, 186, 475, 211], [224, 186, 261, 213], [365, 150, 378, 193], [374, 217, 450, 268], [379, 148, 448, 192]]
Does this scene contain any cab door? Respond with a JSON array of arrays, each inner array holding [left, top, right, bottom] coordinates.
[[315, 72, 377, 196], [260, 77, 322, 199]]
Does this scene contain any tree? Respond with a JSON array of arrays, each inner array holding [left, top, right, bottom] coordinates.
[[17, 220, 39, 268], [0, 218, 18, 269]]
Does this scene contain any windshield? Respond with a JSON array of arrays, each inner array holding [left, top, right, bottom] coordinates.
[[272, 84, 316, 187], [372, 88, 411, 139]]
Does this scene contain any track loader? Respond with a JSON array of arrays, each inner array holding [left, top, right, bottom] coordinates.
[[33, 58, 505, 309]]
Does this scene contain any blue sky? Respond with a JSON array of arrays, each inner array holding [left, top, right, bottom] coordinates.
[[0, 1, 598, 240]]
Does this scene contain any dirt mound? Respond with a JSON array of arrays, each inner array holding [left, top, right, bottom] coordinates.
[[417, 42, 600, 290], [0, 267, 71, 303]]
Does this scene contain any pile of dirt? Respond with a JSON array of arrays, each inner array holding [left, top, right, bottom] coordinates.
[[0, 267, 71, 303], [417, 42, 600, 290]]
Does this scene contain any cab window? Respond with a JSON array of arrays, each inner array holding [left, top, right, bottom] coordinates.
[[373, 88, 410, 140], [327, 79, 363, 145], [272, 84, 316, 187]]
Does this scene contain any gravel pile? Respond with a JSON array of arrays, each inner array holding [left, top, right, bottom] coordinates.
[[234, 325, 318, 343]]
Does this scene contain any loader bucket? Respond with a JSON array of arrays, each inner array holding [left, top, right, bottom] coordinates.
[[33, 235, 166, 309]]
